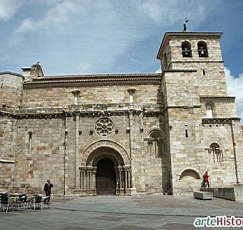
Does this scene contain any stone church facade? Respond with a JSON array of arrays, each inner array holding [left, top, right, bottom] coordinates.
[[0, 31, 242, 196]]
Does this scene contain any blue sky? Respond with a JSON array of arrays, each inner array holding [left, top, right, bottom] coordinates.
[[0, 0, 242, 123]]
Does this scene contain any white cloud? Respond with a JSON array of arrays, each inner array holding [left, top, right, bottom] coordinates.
[[225, 67, 243, 123], [15, 1, 88, 34], [4, 0, 229, 77], [14, 0, 221, 35], [134, 0, 220, 28], [0, 0, 23, 20]]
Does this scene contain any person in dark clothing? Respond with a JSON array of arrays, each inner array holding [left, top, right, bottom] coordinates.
[[43, 179, 53, 204]]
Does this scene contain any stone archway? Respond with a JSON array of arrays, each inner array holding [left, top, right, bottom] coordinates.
[[81, 140, 130, 166], [79, 142, 131, 196], [179, 168, 201, 193]]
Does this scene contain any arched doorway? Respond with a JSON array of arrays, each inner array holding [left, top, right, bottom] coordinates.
[[79, 142, 131, 196], [96, 158, 116, 195]]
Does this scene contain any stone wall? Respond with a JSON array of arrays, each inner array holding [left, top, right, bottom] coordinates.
[[159, 32, 243, 194], [22, 84, 161, 109], [0, 115, 16, 191], [0, 78, 166, 195], [0, 72, 23, 109], [12, 118, 65, 194], [9, 110, 165, 195]]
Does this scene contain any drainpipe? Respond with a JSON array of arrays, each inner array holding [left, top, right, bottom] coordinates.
[[63, 132, 67, 195], [75, 113, 80, 189], [230, 119, 239, 184], [127, 109, 133, 189], [63, 110, 68, 195]]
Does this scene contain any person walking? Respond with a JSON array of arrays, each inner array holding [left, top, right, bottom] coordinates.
[[43, 179, 53, 204], [202, 171, 210, 187]]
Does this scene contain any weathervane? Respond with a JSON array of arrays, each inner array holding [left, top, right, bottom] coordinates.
[[183, 18, 189, 32]]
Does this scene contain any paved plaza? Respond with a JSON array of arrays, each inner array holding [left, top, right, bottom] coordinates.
[[1, 194, 243, 230]]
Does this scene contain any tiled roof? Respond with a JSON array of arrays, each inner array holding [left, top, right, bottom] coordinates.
[[24, 73, 162, 85], [35, 73, 161, 80]]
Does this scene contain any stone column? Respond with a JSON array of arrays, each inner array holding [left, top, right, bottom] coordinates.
[[114, 166, 119, 195], [79, 166, 97, 194], [127, 109, 136, 194], [127, 88, 137, 195], [71, 89, 80, 106], [127, 88, 136, 106], [115, 166, 125, 195], [91, 167, 97, 190], [79, 167, 86, 189], [124, 166, 131, 194], [74, 114, 80, 189], [86, 166, 94, 189], [117, 166, 125, 195]]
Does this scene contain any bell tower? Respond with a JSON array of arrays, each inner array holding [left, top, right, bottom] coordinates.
[[157, 32, 227, 96], [156, 31, 242, 194]]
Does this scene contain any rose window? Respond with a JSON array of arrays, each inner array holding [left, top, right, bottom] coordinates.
[[95, 117, 114, 137]]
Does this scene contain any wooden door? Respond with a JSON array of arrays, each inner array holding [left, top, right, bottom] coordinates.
[[96, 158, 116, 195]]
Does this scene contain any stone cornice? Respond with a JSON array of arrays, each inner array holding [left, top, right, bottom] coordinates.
[[200, 96, 235, 99], [0, 109, 13, 117], [200, 96, 235, 103], [23, 73, 162, 88], [13, 109, 163, 119], [169, 60, 223, 64], [166, 105, 201, 109], [1, 103, 164, 119], [35, 73, 160, 80], [202, 117, 241, 125]]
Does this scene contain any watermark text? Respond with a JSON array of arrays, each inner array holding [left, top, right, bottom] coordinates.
[[194, 216, 243, 227]]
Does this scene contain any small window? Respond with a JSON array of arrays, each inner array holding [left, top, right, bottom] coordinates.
[[28, 131, 32, 155], [206, 104, 213, 118], [198, 41, 208, 57], [182, 41, 192, 57], [185, 129, 188, 138]]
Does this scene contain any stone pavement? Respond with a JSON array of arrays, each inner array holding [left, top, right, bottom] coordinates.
[[1, 194, 243, 230]]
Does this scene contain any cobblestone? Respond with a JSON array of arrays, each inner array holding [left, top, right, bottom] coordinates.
[[1, 194, 243, 230]]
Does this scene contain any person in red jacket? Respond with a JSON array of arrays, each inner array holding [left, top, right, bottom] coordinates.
[[202, 171, 210, 187]]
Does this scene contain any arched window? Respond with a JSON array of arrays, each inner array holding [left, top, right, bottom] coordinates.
[[206, 104, 213, 118], [179, 169, 200, 180], [198, 41, 208, 57], [208, 143, 223, 163], [182, 41, 192, 57], [205, 102, 215, 118], [146, 129, 164, 158]]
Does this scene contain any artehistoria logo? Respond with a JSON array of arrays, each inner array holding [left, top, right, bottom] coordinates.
[[194, 216, 243, 227]]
